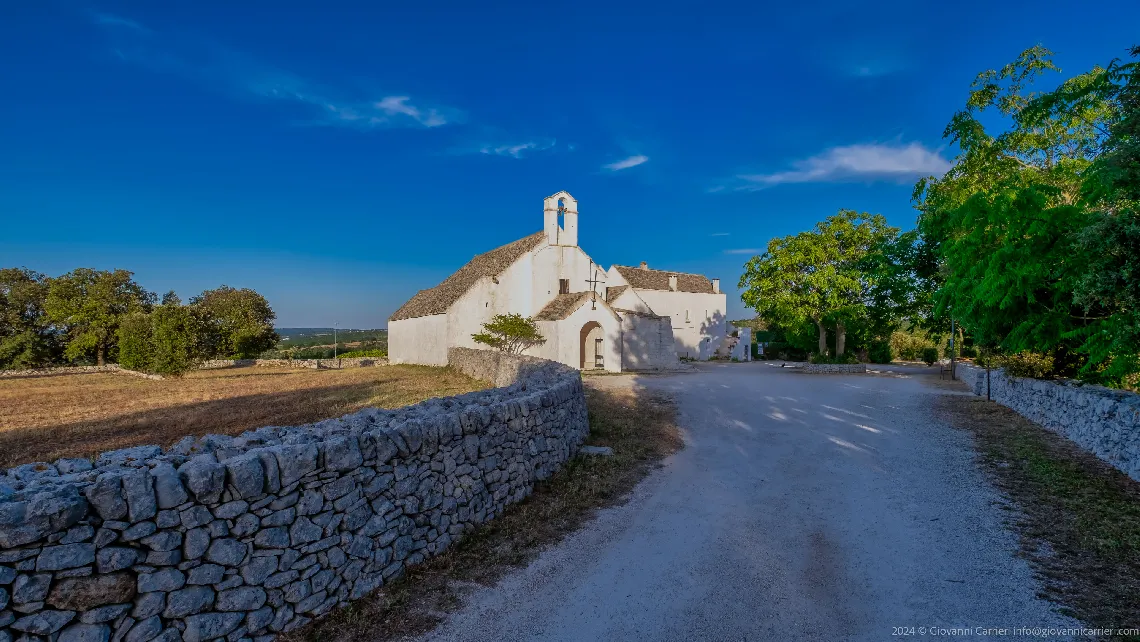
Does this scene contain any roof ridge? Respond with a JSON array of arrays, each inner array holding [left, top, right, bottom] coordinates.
[[612, 264, 714, 278]]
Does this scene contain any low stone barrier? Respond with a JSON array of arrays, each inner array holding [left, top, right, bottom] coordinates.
[[803, 363, 868, 374], [0, 365, 163, 381], [0, 350, 588, 641], [199, 357, 388, 371], [958, 364, 1140, 482]]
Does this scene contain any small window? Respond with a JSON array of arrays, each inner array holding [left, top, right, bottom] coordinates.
[[685, 309, 690, 323], [559, 279, 570, 294]]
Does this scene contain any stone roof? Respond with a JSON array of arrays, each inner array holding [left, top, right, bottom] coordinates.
[[605, 285, 629, 302], [613, 307, 668, 319], [612, 265, 716, 294], [534, 292, 592, 321], [390, 231, 546, 321]]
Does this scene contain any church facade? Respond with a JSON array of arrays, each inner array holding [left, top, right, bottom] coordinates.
[[388, 191, 729, 372]]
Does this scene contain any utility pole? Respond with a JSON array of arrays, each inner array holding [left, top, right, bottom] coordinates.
[[334, 322, 338, 360]]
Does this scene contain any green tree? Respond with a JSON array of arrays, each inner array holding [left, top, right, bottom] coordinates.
[[914, 45, 1126, 380], [0, 267, 59, 369], [45, 268, 154, 365], [118, 302, 206, 376], [472, 314, 546, 354], [117, 311, 154, 372], [150, 303, 204, 376], [191, 286, 279, 358], [739, 210, 896, 356]]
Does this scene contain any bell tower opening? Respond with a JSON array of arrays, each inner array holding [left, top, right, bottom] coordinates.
[[543, 191, 578, 246]]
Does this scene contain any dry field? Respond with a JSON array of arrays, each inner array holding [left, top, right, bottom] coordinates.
[[0, 365, 488, 469]]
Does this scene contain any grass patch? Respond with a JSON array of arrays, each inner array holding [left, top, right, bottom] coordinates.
[[0, 365, 486, 468], [934, 393, 1140, 634], [285, 383, 682, 642]]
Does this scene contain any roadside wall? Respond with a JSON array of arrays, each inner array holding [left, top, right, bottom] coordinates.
[[958, 365, 1140, 482], [803, 363, 867, 374], [0, 350, 588, 641]]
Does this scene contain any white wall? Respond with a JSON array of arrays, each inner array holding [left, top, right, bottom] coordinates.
[[530, 244, 606, 310], [388, 315, 449, 365], [608, 287, 653, 314], [633, 289, 727, 360], [620, 313, 679, 370]]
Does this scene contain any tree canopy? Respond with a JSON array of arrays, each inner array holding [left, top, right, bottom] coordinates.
[[44, 268, 154, 365], [191, 286, 280, 359], [739, 210, 897, 356]]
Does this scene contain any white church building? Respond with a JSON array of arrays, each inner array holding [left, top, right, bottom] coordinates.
[[388, 191, 735, 372]]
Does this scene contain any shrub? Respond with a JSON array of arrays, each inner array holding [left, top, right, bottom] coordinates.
[[891, 330, 935, 362], [868, 341, 893, 364], [149, 304, 203, 376], [472, 314, 546, 354], [117, 312, 153, 372], [921, 347, 939, 365], [999, 351, 1055, 379], [960, 345, 978, 358]]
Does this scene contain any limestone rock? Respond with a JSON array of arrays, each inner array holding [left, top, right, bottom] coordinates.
[[47, 573, 135, 611]]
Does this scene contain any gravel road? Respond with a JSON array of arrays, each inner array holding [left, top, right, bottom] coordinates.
[[420, 362, 1077, 641]]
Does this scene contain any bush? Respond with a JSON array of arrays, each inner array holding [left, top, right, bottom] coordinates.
[[960, 345, 978, 358], [891, 330, 935, 362], [999, 351, 1055, 379], [921, 347, 939, 365], [868, 340, 893, 364], [117, 312, 153, 372], [335, 349, 387, 359], [149, 304, 203, 376]]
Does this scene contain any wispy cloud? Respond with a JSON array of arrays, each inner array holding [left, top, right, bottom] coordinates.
[[724, 248, 761, 255], [735, 142, 951, 190], [604, 155, 649, 171], [477, 139, 556, 159], [91, 12, 150, 32], [710, 232, 730, 237], [90, 14, 460, 130]]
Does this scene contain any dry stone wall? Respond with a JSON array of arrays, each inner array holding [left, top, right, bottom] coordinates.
[[803, 363, 867, 374], [198, 357, 387, 371], [0, 350, 588, 642], [0, 366, 162, 381], [959, 365, 1140, 482]]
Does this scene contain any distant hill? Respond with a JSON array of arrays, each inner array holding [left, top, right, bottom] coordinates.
[[274, 328, 387, 349]]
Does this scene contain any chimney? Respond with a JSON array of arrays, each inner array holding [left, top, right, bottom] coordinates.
[[712, 278, 720, 294], [639, 261, 648, 270], [668, 274, 678, 291]]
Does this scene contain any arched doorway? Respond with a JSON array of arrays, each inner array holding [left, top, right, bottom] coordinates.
[[580, 321, 604, 370]]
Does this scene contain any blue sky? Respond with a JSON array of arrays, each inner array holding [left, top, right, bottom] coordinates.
[[2, 0, 1137, 327]]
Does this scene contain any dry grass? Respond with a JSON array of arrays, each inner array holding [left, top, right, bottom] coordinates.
[[0, 365, 488, 468], [285, 383, 682, 642], [932, 389, 1140, 637]]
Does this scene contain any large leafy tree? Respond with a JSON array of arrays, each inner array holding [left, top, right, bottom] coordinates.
[[913, 45, 1120, 376], [739, 210, 896, 356], [1059, 46, 1140, 382], [0, 267, 59, 369], [45, 268, 154, 365], [191, 286, 279, 359]]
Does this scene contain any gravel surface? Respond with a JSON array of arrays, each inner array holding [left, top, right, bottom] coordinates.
[[419, 362, 1078, 641]]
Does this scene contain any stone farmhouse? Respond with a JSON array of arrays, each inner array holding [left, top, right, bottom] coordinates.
[[388, 191, 733, 372]]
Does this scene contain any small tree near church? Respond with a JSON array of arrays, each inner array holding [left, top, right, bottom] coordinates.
[[472, 314, 546, 354]]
